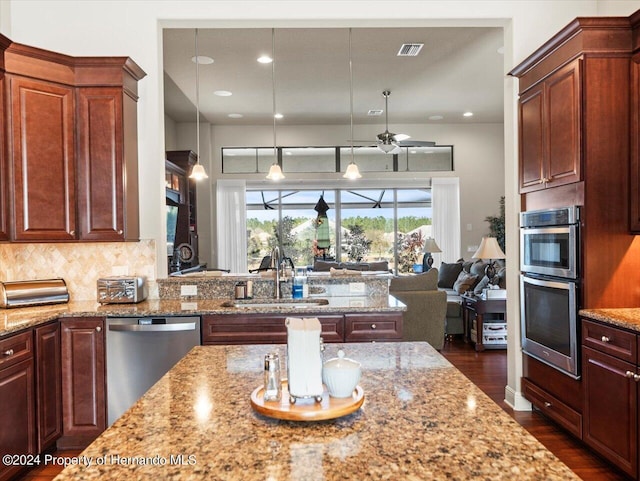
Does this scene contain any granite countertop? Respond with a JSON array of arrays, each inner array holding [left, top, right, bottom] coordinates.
[[0, 296, 405, 338], [580, 308, 640, 333], [52, 342, 577, 481]]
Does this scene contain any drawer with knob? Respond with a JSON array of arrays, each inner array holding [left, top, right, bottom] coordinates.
[[582, 319, 636, 363], [0, 329, 33, 369], [344, 313, 403, 342]]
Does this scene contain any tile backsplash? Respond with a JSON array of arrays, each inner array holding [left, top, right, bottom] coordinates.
[[0, 240, 157, 301]]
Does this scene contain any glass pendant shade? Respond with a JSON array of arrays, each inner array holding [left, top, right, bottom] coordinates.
[[266, 163, 285, 181], [343, 162, 362, 179], [189, 163, 209, 180]]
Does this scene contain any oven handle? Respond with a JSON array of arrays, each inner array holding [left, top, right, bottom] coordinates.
[[521, 275, 573, 291], [108, 322, 197, 333]]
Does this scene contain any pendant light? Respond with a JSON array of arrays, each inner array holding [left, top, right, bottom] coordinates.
[[189, 28, 209, 180], [266, 28, 285, 181], [343, 28, 361, 180]]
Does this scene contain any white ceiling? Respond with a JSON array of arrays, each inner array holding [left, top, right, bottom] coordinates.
[[162, 27, 505, 129]]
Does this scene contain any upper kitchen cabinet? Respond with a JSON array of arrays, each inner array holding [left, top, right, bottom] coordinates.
[[0, 38, 145, 242], [6, 75, 77, 241], [629, 11, 640, 232], [76, 59, 145, 241], [517, 59, 581, 193], [510, 17, 632, 196]]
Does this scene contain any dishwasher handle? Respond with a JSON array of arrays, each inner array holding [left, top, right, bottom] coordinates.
[[108, 322, 197, 333]]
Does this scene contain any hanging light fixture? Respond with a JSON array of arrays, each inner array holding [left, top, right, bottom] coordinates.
[[343, 28, 361, 180], [266, 28, 285, 181], [189, 28, 209, 180]]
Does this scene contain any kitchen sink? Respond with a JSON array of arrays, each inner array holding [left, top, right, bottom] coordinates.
[[222, 298, 329, 309]]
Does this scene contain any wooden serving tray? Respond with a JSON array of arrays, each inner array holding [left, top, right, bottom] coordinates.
[[250, 380, 364, 421]]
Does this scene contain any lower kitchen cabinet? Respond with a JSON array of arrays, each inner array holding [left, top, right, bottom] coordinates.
[[582, 318, 639, 478], [0, 330, 36, 481], [34, 322, 62, 452], [344, 313, 403, 342], [202, 313, 344, 345], [59, 317, 106, 449], [202, 311, 403, 345]]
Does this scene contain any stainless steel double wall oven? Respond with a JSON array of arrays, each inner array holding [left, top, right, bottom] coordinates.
[[520, 206, 581, 378]]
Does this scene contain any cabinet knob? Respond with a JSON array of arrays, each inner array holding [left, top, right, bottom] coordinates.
[[634, 374, 640, 383], [70, 230, 75, 236], [96, 326, 102, 332], [626, 370, 635, 379], [117, 229, 123, 235], [543, 401, 551, 408], [3, 349, 14, 356], [370, 324, 377, 330], [601, 335, 610, 343]]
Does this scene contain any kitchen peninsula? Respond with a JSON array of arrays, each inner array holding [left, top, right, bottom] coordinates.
[[50, 342, 577, 480]]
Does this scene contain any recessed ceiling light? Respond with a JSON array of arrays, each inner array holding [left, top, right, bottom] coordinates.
[[285, 151, 292, 156], [463, 112, 474, 117], [191, 55, 214, 65], [429, 115, 443, 121], [257, 55, 273, 64], [228, 113, 243, 118], [214, 90, 232, 97], [274, 113, 283, 119]]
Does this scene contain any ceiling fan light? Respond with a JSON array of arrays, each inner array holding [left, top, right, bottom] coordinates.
[[189, 163, 209, 180], [266, 163, 285, 181], [343, 162, 362, 179], [394, 133, 411, 141], [378, 143, 399, 154]]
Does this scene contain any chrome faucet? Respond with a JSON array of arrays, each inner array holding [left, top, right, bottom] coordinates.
[[270, 245, 282, 299]]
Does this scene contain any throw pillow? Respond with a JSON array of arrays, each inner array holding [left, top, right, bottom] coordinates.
[[474, 275, 491, 295], [470, 260, 488, 278], [453, 271, 479, 294], [438, 262, 463, 288], [390, 268, 438, 292]]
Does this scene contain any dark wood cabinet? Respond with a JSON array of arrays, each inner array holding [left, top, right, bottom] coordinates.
[[59, 317, 106, 449], [518, 59, 581, 193], [34, 322, 62, 452], [202, 311, 401, 345], [582, 319, 640, 478], [6, 75, 76, 241], [0, 36, 145, 242], [77, 84, 140, 241], [0, 330, 36, 481], [630, 12, 640, 232], [583, 345, 637, 478], [202, 313, 344, 345], [344, 313, 402, 342]]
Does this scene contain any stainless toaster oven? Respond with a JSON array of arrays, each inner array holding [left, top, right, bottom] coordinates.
[[97, 276, 148, 304]]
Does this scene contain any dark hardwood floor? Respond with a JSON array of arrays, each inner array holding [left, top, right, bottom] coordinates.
[[14, 337, 630, 481], [440, 337, 630, 481]]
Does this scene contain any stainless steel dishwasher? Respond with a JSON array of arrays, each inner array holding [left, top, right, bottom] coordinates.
[[106, 316, 201, 425]]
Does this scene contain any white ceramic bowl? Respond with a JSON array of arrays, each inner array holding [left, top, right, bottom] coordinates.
[[322, 350, 361, 398]]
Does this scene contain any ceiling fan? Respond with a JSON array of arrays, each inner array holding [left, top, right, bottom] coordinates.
[[353, 90, 436, 154]]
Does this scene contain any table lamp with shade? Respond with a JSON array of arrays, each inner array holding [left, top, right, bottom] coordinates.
[[472, 237, 506, 282], [422, 237, 442, 271]]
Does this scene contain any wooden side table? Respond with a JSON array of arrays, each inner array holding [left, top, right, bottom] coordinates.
[[462, 293, 507, 351]]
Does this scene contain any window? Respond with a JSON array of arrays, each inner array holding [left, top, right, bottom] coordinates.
[[246, 187, 431, 274], [223, 146, 453, 175]]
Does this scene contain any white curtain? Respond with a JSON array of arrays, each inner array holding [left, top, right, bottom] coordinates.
[[216, 180, 247, 273], [431, 177, 461, 265]]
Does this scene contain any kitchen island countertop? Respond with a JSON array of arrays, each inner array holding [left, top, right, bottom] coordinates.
[[52, 342, 577, 481], [0, 296, 405, 337]]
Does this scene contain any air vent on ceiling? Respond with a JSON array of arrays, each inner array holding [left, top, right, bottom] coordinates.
[[367, 109, 384, 116], [397, 43, 424, 57]]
